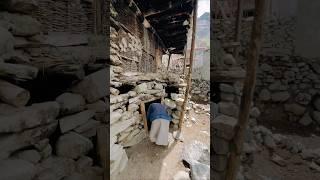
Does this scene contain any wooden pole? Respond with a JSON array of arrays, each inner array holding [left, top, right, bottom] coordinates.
[[183, 45, 187, 77], [178, 0, 198, 131], [233, 0, 243, 59], [167, 53, 172, 71], [225, 0, 265, 180]]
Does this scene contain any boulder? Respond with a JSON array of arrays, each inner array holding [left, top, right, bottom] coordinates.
[[76, 156, 93, 172], [110, 117, 136, 137], [56, 93, 85, 115], [190, 161, 210, 180], [271, 91, 290, 102], [164, 98, 176, 109], [250, 107, 261, 118], [182, 141, 210, 165], [299, 113, 313, 126], [259, 89, 271, 101], [173, 171, 190, 180], [59, 110, 95, 133], [218, 102, 239, 118], [219, 83, 234, 93], [56, 132, 93, 159], [0, 122, 56, 160], [0, 101, 59, 133], [223, 54, 236, 66], [74, 119, 100, 134], [284, 103, 306, 116], [37, 156, 76, 180], [14, 149, 41, 164], [134, 83, 148, 93], [0, 12, 41, 36], [0, 159, 36, 180], [71, 68, 107, 103], [220, 93, 235, 102], [212, 115, 237, 140], [110, 111, 122, 124]]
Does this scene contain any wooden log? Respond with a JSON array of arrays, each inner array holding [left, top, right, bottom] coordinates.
[[226, 1, 266, 179], [0, 62, 38, 82], [0, 80, 30, 107]]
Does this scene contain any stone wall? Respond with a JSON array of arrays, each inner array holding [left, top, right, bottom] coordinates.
[[0, 0, 107, 179], [110, 1, 187, 177], [213, 17, 296, 58], [191, 79, 210, 104], [212, 82, 260, 180], [255, 55, 320, 129]]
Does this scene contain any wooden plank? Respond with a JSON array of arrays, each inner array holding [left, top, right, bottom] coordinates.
[[178, 0, 198, 131], [225, 0, 266, 179], [140, 102, 149, 136]]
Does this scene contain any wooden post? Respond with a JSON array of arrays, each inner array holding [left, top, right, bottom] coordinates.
[[97, 126, 108, 180], [225, 0, 265, 180], [178, 0, 198, 131], [140, 102, 149, 136], [167, 53, 172, 71], [183, 46, 187, 77], [233, 0, 243, 59]]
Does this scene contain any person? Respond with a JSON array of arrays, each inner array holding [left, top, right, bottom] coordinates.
[[147, 102, 172, 146]]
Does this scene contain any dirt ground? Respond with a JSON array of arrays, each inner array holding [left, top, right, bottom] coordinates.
[[112, 109, 210, 180], [245, 134, 320, 180]]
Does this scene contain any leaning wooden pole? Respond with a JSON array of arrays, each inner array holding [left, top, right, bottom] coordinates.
[[225, 0, 265, 180], [233, 0, 243, 59], [178, 0, 198, 131], [167, 53, 172, 71]]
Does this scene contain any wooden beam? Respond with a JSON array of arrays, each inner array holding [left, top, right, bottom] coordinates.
[[225, 0, 266, 179], [178, 0, 198, 131], [144, 0, 192, 18]]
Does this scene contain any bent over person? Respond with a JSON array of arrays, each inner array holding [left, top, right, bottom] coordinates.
[[147, 103, 172, 146]]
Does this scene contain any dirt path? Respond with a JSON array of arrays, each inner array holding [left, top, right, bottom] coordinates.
[[244, 134, 320, 180], [112, 109, 210, 180]]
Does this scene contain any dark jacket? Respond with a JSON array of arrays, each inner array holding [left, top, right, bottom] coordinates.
[[147, 103, 172, 122]]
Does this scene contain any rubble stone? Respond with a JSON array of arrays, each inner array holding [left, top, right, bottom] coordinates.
[[56, 132, 93, 159]]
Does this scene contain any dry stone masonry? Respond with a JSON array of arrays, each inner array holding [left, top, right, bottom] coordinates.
[[0, 1, 107, 180], [110, 1, 188, 176]]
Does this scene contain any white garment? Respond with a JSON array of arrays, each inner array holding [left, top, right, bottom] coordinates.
[[149, 118, 170, 146]]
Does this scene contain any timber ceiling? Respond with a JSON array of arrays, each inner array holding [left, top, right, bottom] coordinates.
[[133, 0, 195, 54]]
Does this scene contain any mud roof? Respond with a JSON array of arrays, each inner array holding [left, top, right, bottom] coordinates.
[[133, 0, 195, 54]]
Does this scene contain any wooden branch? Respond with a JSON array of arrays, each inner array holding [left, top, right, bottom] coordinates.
[[0, 80, 30, 107], [0, 62, 38, 82], [226, 1, 266, 179], [178, 0, 198, 131]]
